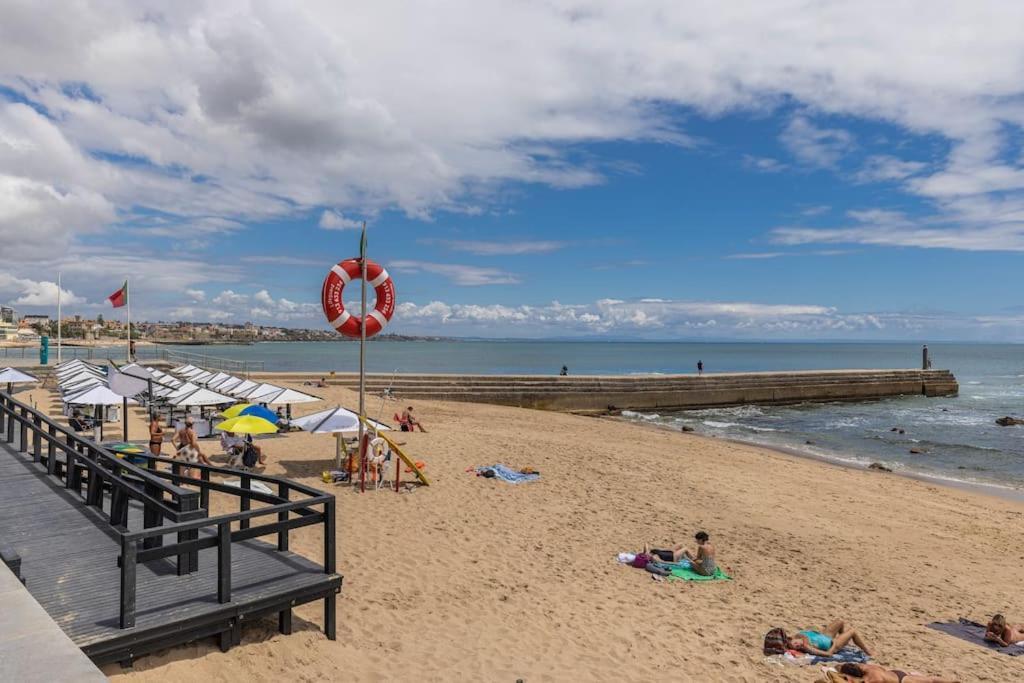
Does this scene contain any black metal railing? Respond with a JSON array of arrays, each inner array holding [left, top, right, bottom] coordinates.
[[0, 391, 337, 637], [135, 347, 265, 375]]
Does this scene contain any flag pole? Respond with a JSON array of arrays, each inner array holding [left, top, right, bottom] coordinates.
[[57, 272, 63, 364], [358, 221, 367, 493], [126, 279, 131, 363]]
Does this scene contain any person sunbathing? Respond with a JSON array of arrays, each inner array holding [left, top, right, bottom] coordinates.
[[643, 531, 717, 575], [788, 619, 875, 657], [984, 614, 1024, 646], [836, 662, 959, 683]]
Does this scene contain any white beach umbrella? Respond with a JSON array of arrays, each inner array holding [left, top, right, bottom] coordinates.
[[60, 373, 108, 391], [256, 387, 322, 405], [61, 378, 106, 396], [64, 385, 136, 406], [171, 363, 200, 375], [178, 366, 209, 379], [0, 367, 40, 384], [166, 381, 200, 402], [1, 367, 39, 394], [291, 406, 390, 434]]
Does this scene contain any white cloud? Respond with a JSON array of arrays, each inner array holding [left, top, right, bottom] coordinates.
[[780, 116, 854, 168], [422, 239, 568, 255], [389, 260, 520, 286], [0, 273, 85, 307], [741, 155, 786, 173], [211, 290, 248, 307], [319, 211, 363, 231], [1, 0, 1024, 261], [854, 154, 927, 183], [185, 289, 206, 303], [393, 297, 1024, 340]]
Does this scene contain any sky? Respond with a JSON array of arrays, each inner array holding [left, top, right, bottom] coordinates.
[[1, 1, 1023, 341]]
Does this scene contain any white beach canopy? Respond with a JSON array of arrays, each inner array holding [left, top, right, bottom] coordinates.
[[0, 367, 40, 385], [169, 387, 237, 407], [203, 371, 232, 387], [228, 379, 259, 397], [171, 364, 201, 375], [211, 376, 244, 392], [239, 382, 284, 401], [109, 368, 150, 398], [255, 387, 321, 405]]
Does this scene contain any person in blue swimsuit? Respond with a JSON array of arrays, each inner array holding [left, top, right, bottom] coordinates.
[[788, 618, 875, 657]]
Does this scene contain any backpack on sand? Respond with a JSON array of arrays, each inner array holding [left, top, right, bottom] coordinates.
[[763, 628, 789, 656]]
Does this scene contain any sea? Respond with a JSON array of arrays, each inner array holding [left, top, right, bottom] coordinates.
[[146, 340, 1023, 493]]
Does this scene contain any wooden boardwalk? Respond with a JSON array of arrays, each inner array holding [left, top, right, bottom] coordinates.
[[0, 393, 341, 666]]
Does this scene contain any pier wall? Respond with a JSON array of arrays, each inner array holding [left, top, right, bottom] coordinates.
[[254, 369, 959, 413]]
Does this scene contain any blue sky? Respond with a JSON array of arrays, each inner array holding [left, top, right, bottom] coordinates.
[[1, 2, 1023, 340]]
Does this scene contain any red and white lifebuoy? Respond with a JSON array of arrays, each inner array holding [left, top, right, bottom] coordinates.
[[321, 258, 396, 338]]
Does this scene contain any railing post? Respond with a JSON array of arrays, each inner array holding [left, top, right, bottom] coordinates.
[[120, 537, 137, 629], [18, 407, 28, 453], [217, 522, 231, 603], [0, 396, 6, 436], [277, 483, 289, 551], [142, 480, 164, 550], [46, 424, 56, 472], [32, 415, 42, 461], [323, 496, 337, 640], [200, 469, 210, 510], [239, 474, 251, 531], [176, 494, 200, 575]]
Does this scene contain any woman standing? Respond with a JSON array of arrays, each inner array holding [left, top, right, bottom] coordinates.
[[148, 412, 164, 456]]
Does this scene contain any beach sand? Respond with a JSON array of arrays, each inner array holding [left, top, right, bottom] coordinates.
[[16, 381, 1023, 682]]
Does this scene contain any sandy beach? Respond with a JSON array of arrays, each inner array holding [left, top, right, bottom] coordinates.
[[15, 380, 1023, 682]]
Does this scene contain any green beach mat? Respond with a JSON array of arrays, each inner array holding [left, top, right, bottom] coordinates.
[[668, 566, 730, 581]]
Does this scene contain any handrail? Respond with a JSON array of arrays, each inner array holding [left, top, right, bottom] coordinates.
[[135, 346, 265, 375], [0, 392, 196, 511], [1, 389, 337, 634]]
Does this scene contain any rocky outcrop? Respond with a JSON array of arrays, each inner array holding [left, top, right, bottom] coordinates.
[[996, 416, 1024, 426]]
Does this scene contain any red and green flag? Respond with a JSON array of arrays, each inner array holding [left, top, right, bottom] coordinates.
[[107, 281, 128, 308]]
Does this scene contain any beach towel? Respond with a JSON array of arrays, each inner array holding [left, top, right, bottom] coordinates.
[[810, 647, 871, 664], [927, 618, 1024, 656], [476, 464, 540, 484], [667, 566, 730, 581]]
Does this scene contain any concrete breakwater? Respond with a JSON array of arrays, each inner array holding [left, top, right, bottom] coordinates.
[[255, 369, 959, 413]]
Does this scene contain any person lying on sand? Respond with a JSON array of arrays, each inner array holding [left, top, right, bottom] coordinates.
[[643, 531, 717, 575], [835, 662, 959, 683], [984, 614, 1024, 646], [788, 619, 875, 657]]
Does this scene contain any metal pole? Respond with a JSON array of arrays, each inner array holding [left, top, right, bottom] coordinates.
[[358, 221, 367, 493], [126, 279, 132, 363], [122, 396, 128, 441], [57, 272, 62, 364]]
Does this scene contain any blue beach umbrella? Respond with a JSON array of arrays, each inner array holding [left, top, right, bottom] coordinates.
[[239, 405, 279, 423]]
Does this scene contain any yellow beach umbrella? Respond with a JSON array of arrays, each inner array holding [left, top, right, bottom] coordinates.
[[220, 403, 254, 419], [216, 415, 278, 435]]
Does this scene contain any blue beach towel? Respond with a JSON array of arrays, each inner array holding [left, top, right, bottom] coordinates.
[[809, 647, 871, 665], [476, 464, 540, 484]]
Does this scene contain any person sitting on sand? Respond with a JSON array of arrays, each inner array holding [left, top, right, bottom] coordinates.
[[401, 406, 427, 432], [220, 430, 244, 458], [835, 662, 959, 683], [985, 614, 1024, 646], [644, 531, 717, 575], [69, 410, 90, 432], [244, 433, 265, 465], [788, 619, 875, 657]]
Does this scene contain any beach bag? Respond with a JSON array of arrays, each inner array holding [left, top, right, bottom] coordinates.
[[763, 628, 789, 656], [631, 553, 651, 569], [242, 444, 259, 468]]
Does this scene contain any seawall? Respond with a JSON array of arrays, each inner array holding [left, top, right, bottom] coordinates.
[[252, 368, 959, 413]]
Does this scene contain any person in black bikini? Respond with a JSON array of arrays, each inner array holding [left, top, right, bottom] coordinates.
[[148, 413, 164, 456], [837, 663, 959, 683]]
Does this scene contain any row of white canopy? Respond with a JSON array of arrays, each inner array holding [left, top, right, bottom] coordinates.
[[169, 364, 321, 407], [53, 359, 136, 407]]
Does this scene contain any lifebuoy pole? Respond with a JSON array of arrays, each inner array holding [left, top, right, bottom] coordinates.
[[358, 221, 367, 493]]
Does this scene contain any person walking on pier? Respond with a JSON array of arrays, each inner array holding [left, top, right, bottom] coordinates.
[[697, 360, 704, 375]]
